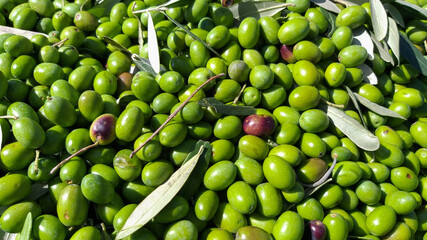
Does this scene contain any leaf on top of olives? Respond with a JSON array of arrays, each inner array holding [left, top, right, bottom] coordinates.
[[352, 27, 374, 60], [19, 212, 32, 240], [353, 92, 407, 119], [161, 11, 222, 58], [371, 0, 388, 41], [310, 0, 341, 14], [147, 12, 161, 74], [25, 183, 49, 201], [386, 17, 400, 65], [116, 141, 210, 239], [369, 31, 394, 64], [198, 97, 256, 116], [318, 7, 337, 38], [383, 3, 404, 27], [358, 63, 378, 84], [399, 31, 427, 76], [322, 104, 380, 151], [229, 1, 294, 22], [345, 86, 368, 128]]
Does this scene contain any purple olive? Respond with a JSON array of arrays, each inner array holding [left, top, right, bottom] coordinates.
[[280, 44, 296, 64], [243, 114, 275, 137], [89, 113, 117, 145], [310, 220, 326, 240]]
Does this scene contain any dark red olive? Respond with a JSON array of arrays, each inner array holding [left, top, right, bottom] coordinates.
[[243, 114, 275, 137]]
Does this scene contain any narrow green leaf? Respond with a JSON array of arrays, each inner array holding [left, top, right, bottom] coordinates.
[[147, 12, 160, 74], [345, 86, 368, 128], [384, 3, 405, 27], [132, 55, 165, 77], [102, 36, 132, 56], [369, 31, 394, 65], [19, 213, 32, 240], [161, 11, 222, 58], [1, 233, 18, 240], [319, 7, 337, 38], [358, 64, 378, 84], [342, 0, 368, 5], [310, 0, 341, 14], [321, 104, 380, 151], [370, 0, 388, 41], [399, 32, 427, 76], [352, 27, 374, 60], [115, 143, 209, 239], [386, 17, 400, 65], [229, 1, 291, 21], [198, 98, 256, 116], [393, 0, 427, 19], [353, 92, 407, 120], [25, 183, 49, 201]]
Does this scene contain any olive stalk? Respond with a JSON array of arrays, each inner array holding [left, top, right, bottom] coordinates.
[[301, 155, 337, 188], [50, 141, 99, 174], [0, 116, 18, 120], [233, 83, 247, 105], [130, 73, 225, 158], [52, 37, 69, 48]]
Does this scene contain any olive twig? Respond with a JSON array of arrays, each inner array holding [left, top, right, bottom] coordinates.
[[130, 73, 225, 158], [50, 141, 99, 174], [301, 154, 337, 188], [33, 150, 40, 173], [0, 115, 18, 120], [233, 83, 247, 105], [52, 38, 69, 48], [321, 98, 345, 109], [80, 0, 90, 11]]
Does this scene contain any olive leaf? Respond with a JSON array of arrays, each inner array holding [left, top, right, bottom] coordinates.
[[115, 142, 210, 239], [0, 26, 47, 39], [131, 2, 144, 54], [352, 27, 374, 60], [310, 0, 341, 14], [19, 213, 32, 240], [384, 3, 405, 27], [1, 232, 17, 240], [345, 86, 368, 128], [399, 32, 427, 76], [358, 64, 378, 84], [198, 98, 256, 116], [321, 104, 380, 151], [102, 36, 133, 56], [161, 11, 222, 58], [370, 0, 388, 41], [146, 12, 160, 74], [25, 183, 49, 201], [369, 31, 394, 65], [342, 0, 367, 6], [386, 17, 400, 65], [159, 0, 190, 8], [229, 1, 292, 21], [393, 0, 427, 19], [352, 92, 407, 120], [319, 7, 337, 38]]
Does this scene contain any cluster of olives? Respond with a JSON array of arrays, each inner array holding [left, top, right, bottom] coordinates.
[[1, 0, 427, 239]]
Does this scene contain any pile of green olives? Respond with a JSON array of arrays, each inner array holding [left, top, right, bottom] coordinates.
[[0, 0, 427, 239]]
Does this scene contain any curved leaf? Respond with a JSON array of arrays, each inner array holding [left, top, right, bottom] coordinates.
[[147, 12, 160, 74], [386, 17, 400, 65], [353, 92, 407, 120], [370, 0, 388, 41], [399, 32, 427, 76], [358, 63, 378, 84], [384, 3, 405, 27], [394, 0, 427, 19], [229, 1, 291, 21], [321, 104, 380, 151], [310, 0, 341, 14], [369, 31, 394, 65], [25, 183, 49, 201], [115, 142, 210, 239], [345, 86, 368, 128], [319, 7, 337, 38], [352, 27, 374, 60]]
